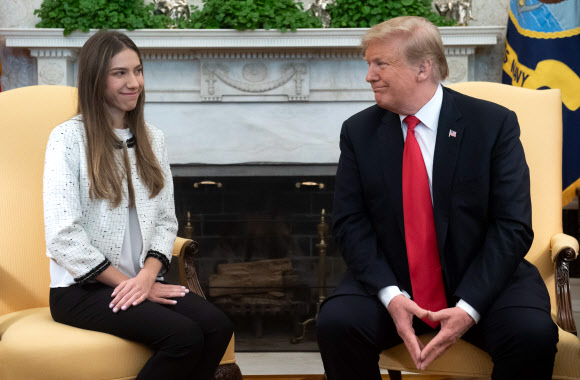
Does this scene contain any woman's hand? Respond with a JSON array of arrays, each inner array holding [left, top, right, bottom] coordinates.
[[148, 283, 190, 305], [109, 272, 156, 313]]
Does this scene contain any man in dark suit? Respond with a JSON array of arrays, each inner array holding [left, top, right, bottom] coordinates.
[[317, 16, 558, 380]]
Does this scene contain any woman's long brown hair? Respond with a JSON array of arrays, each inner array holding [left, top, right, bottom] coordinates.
[[77, 30, 164, 208]]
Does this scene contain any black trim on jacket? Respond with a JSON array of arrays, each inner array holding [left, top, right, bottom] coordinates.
[[74, 258, 111, 283], [146, 250, 170, 276]]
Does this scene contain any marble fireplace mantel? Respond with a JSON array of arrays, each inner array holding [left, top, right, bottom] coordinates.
[[1, 27, 504, 172]]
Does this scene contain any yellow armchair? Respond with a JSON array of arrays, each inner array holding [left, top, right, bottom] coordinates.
[[0, 85, 241, 380], [380, 82, 580, 379]]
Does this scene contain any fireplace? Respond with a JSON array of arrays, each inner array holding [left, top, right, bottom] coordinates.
[[165, 174, 344, 351]]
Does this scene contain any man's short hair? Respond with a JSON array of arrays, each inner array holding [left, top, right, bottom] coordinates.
[[361, 16, 449, 83]]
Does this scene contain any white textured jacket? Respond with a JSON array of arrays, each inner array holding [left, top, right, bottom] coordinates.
[[43, 115, 178, 283]]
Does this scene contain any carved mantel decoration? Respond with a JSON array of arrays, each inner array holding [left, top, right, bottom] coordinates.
[[0, 27, 504, 167], [201, 58, 309, 102]]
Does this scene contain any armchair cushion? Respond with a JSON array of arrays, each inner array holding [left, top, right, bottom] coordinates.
[[0, 308, 150, 380], [555, 328, 580, 379], [0, 307, 237, 379], [378, 332, 492, 377], [379, 328, 580, 379]]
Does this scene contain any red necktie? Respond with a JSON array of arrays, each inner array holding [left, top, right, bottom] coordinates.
[[402, 115, 447, 328]]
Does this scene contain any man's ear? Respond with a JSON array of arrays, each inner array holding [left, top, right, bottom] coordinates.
[[417, 59, 432, 82]]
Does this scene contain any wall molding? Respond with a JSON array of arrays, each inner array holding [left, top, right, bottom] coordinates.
[[1, 26, 504, 49]]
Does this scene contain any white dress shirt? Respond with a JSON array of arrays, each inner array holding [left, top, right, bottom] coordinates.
[[377, 85, 481, 323]]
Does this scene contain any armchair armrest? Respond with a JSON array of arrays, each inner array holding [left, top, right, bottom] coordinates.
[[550, 233, 579, 262], [173, 237, 205, 299], [172, 237, 243, 380], [173, 237, 194, 257], [550, 233, 579, 335]]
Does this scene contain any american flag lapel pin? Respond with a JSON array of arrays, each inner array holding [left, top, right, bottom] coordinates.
[[449, 129, 457, 138]]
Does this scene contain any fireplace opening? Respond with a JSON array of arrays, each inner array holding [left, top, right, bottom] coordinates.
[[166, 175, 345, 351]]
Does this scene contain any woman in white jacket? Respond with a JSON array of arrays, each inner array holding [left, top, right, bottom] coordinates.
[[44, 30, 232, 380]]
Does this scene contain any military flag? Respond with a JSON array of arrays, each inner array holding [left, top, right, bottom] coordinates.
[[502, 0, 580, 205]]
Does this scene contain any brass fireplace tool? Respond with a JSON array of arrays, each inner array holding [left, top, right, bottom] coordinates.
[[291, 209, 329, 344], [183, 211, 194, 239]]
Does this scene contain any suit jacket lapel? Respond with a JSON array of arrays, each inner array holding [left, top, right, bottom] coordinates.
[[377, 111, 405, 239], [433, 88, 464, 262]]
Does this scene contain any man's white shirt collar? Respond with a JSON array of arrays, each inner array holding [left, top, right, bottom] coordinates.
[[398, 84, 443, 131]]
